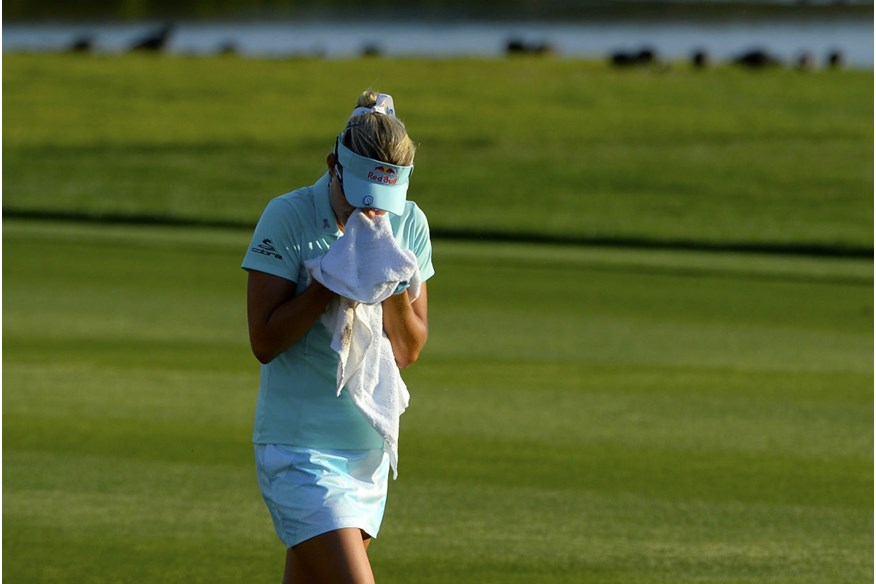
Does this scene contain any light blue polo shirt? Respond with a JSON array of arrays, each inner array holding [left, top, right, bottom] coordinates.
[[242, 172, 435, 449]]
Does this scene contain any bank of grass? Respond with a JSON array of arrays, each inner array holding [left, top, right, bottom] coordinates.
[[3, 53, 873, 252], [3, 219, 872, 583]]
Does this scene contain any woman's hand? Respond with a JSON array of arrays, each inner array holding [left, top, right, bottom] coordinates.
[[247, 270, 335, 364], [382, 282, 428, 368]]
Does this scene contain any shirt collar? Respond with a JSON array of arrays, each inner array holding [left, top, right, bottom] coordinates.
[[314, 172, 343, 236]]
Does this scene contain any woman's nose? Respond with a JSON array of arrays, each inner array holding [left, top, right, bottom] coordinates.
[[362, 208, 386, 219]]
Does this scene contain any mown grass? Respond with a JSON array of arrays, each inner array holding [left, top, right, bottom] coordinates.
[[3, 220, 872, 583], [3, 54, 873, 251], [3, 51, 873, 583]]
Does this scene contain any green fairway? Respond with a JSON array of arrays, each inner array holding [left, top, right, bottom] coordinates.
[[3, 51, 873, 582], [3, 54, 873, 252], [3, 219, 871, 583]]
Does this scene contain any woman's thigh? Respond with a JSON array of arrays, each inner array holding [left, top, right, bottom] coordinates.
[[284, 528, 374, 584]]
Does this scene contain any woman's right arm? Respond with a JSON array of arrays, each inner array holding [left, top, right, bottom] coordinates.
[[246, 270, 335, 364]]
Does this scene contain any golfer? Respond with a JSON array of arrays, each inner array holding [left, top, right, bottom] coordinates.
[[242, 91, 433, 583]]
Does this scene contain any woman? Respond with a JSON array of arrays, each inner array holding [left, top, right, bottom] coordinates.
[[242, 91, 434, 583]]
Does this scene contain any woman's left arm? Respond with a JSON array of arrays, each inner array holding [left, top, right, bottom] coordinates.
[[382, 282, 429, 369]]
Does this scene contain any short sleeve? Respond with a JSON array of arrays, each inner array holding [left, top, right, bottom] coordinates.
[[407, 203, 435, 281], [241, 197, 301, 283]]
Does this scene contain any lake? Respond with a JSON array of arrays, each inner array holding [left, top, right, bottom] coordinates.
[[3, 17, 873, 68]]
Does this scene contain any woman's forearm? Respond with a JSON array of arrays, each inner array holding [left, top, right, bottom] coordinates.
[[248, 273, 335, 364], [382, 287, 428, 369]]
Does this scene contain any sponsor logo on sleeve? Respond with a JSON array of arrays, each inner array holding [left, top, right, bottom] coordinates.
[[251, 238, 283, 260]]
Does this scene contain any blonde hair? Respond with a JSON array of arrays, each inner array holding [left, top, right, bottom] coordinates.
[[341, 90, 416, 166]]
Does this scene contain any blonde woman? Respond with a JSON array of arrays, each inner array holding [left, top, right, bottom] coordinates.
[[243, 91, 434, 583]]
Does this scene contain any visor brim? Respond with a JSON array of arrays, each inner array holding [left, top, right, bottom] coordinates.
[[342, 175, 408, 215]]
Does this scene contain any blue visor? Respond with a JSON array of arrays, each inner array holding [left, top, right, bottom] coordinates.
[[336, 137, 413, 215]]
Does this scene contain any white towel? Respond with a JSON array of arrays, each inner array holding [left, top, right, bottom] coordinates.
[[305, 210, 421, 478]]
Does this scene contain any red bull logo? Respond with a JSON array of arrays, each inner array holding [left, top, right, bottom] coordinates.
[[367, 165, 399, 185]]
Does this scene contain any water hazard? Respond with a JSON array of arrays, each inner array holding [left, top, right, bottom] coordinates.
[[4, 18, 873, 68]]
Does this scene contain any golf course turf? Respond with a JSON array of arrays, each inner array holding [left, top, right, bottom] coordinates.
[[3, 54, 873, 582]]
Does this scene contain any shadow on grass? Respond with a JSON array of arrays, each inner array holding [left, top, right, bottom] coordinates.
[[5, 206, 872, 259]]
